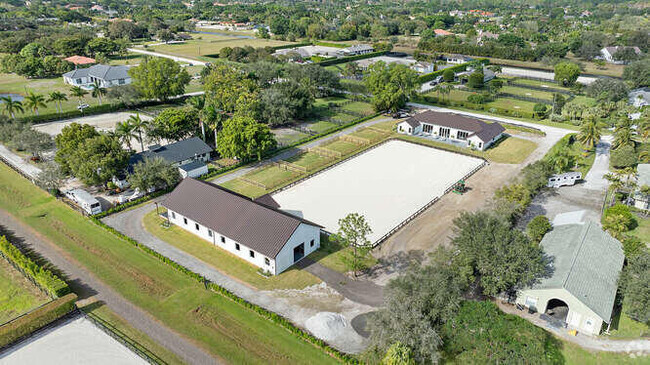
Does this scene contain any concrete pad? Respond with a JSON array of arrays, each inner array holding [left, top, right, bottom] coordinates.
[[0, 316, 147, 365], [272, 140, 484, 243]]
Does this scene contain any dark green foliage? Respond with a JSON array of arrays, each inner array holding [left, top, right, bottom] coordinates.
[[467, 70, 484, 89], [586, 78, 630, 102], [54, 122, 100, 174], [619, 250, 650, 325], [0, 236, 70, 297], [610, 144, 637, 168], [441, 301, 563, 364], [527, 215, 552, 243], [147, 107, 199, 142], [623, 59, 650, 88], [601, 204, 637, 237], [442, 68, 455, 82], [533, 103, 549, 119]]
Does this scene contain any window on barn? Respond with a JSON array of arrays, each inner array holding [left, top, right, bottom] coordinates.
[[171, 212, 176, 219], [195, 223, 199, 231], [264, 258, 270, 265], [457, 131, 469, 140], [249, 250, 255, 258], [221, 236, 225, 243], [235, 243, 240, 251], [208, 230, 212, 237], [183, 218, 187, 225], [310, 239, 315, 247]]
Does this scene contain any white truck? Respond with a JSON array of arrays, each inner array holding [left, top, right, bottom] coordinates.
[[64, 189, 102, 215]]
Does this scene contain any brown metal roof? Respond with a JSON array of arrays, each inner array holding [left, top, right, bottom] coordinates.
[[406, 110, 505, 142], [162, 178, 321, 258]]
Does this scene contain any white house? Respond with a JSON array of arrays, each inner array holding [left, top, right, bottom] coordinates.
[[600, 46, 642, 64], [63, 64, 131, 89], [445, 54, 473, 64], [337, 44, 374, 56], [129, 137, 212, 178], [162, 178, 322, 275], [628, 88, 650, 108], [397, 110, 505, 151], [516, 221, 624, 336]]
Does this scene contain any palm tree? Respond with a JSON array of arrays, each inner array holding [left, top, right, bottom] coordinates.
[[70, 86, 88, 104], [90, 81, 106, 105], [639, 118, 650, 143], [202, 104, 221, 147], [115, 120, 136, 150], [604, 173, 624, 206], [186, 96, 206, 141], [612, 120, 634, 150], [126, 114, 149, 151], [0, 96, 24, 119], [549, 149, 575, 173], [23, 91, 47, 116], [577, 117, 602, 150], [47, 91, 68, 114]]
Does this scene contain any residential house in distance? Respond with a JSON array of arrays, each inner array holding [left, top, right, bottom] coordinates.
[[456, 67, 496, 84], [63, 55, 97, 67], [633, 164, 650, 210], [337, 44, 374, 56], [129, 137, 212, 178], [434, 29, 454, 37], [445, 54, 473, 64], [162, 178, 322, 275], [629, 88, 650, 108], [516, 221, 624, 336], [63, 64, 131, 89], [600, 46, 642, 64], [397, 110, 505, 151]]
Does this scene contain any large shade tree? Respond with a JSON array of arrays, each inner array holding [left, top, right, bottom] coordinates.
[[217, 114, 276, 161], [129, 57, 191, 101], [365, 61, 419, 113]]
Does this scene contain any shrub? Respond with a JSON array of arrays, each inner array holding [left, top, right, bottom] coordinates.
[[602, 204, 636, 238], [610, 145, 637, 168], [527, 216, 552, 243], [0, 293, 77, 348], [0, 236, 69, 297]]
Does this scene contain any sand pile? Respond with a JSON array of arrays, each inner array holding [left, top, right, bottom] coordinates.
[[305, 312, 348, 342]]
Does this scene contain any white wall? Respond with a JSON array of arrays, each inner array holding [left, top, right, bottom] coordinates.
[[167, 208, 277, 273], [179, 165, 209, 179], [516, 288, 605, 335], [274, 223, 321, 275]]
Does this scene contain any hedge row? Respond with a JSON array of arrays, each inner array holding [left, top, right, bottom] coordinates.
[[0, 236, 70, 298], [313, 41, 350, 49], [268, 42, 311, 51], [90, 218, 357, 363], [317, 51, 388, 67], [418, 58, 490, 83], [0, 293, 77, 348]]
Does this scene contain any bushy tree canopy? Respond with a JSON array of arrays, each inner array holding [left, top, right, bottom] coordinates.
[[129, 57, 191, 101]]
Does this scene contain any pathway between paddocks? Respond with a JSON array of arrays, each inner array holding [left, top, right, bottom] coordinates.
[[209, 116, 394, 184], [0, 209, 221, 365]]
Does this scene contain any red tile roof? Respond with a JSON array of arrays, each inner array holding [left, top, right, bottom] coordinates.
[[63, 55, 96, 65]]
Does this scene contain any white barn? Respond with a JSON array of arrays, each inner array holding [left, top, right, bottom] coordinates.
[[63, 64, 131, 89], [397, 110, 505, 151], [162, 178, 322, 275]]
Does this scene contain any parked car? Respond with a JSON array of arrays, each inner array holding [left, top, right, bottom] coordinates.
[[429, 76, 444, 86], [77, 103, 90, 111]]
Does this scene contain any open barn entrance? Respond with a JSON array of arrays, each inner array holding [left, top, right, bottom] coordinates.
[[293, 243, 305, 263], [545, 298, 569, 323]]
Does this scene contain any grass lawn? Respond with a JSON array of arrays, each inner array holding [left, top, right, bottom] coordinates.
[[630, 216, 650, 243], [142, 210, 321, 290], [308, 234, 377, 274], [220, 178, 268, 198], [0, 257, 50, 324], [146, 33, 292, 59], [307, 120, 339, 134], [500, 85, 555, 101], [0, 162, 338, 364], [273, 129, 309, 146], [286, 151, 334, 171], [244, 164, 300, 189], [507, 78, 571, 92], [352, 128, 389, 142], [313, 96, 348, 107], [484, 55, 625, 78], [606, 303, 649, 340], [340, 101, 374, 115], [322, 139, 361, 155], [485, 136, 538, 164], [559, 339, 643, 364], [108, 53, 146, 66], [572, 95, 598, 108], [428, 88, 538, 114], [331, 112, 358, 123]]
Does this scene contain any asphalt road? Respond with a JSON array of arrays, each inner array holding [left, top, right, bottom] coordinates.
[[0, 209, 219, 365]]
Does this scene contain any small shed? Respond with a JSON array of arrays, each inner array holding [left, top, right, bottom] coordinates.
[[178, 160, 208, 178]]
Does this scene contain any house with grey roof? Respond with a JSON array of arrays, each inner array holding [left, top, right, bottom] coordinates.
[[633, 164, 650, 210], [516, 221, 624, 335], [396, 110, 505, 151], [162, 178, 322, 275], [129, 137, 212, 178], [63, 64, 131, 89], [600, 46, 642, 64], [338, 44, 374, 56]]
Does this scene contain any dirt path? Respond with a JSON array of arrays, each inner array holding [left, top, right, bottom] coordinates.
[[0, 209, 219, 365]]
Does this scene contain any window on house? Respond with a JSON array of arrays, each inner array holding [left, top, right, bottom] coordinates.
[[264, 258, 270, 265], [457, 131, 469, 140], [171, 212, 175, 219], [235, 243, 240, 251], [183, 218, 187, 225], [208, 230, 212, 237], [76, 78, 82, 84], [195, 223, 199, 231], [310, 239, 315, 247], [249, 250, 255, 258], [220, 236, 225, 243], [118, 79, 125, 85]]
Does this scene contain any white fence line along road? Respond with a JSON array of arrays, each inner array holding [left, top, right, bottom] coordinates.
[[500, 66, 597, 85], [127, 48, 208, 66]]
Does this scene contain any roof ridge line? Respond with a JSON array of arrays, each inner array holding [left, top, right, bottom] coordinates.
[[562, 222, 591, 288]]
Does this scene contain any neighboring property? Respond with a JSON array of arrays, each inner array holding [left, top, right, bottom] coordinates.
[[516, 221, 624, 336], [600, 46, 642, 64], [274, 45, 341, 59], [445, 54, 473, 64], [64, 188, 102, 215], [547, 172, 582, 188], [629, 88, 650, 108], [397, 110, 505, 151], [337, 44, 374, 56], [434, 29, 454, 37], [412, 61, 436, 74], [456, 67, 496, 84], [129, 137, 213, 178], [633, 163, 650, 210], [63, 64, 131, 89], [355, 56, 417, 71], [162, 178, 322, 275], [63, 55, 97, 67]]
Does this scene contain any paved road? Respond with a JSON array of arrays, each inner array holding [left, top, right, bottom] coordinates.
[[0, 145, 41, 179], [0, 209, 219, 365], [128, 48, 207, 66], [210, 117, 394, 184]]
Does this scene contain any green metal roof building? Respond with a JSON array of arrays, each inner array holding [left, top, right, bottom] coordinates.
[[516, 221, 624, 335]]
